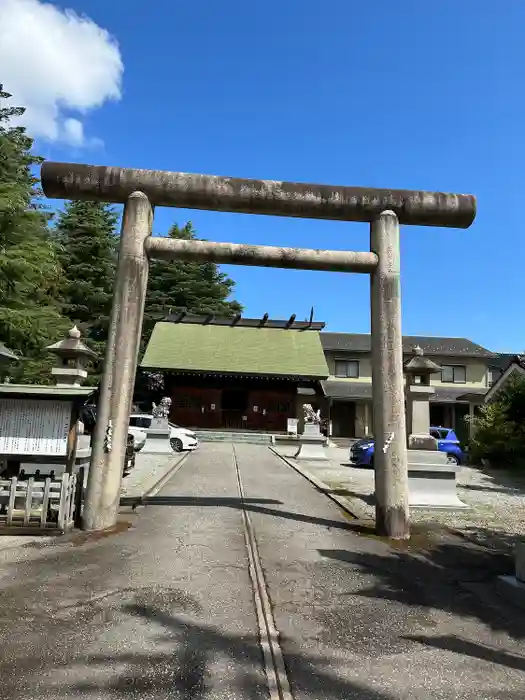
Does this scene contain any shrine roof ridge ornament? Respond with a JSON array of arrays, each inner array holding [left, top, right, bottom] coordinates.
[[41, 162, 476, 228], [164, 312, 325, 331]]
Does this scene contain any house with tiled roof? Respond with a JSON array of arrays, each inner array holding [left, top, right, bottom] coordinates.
[[484, 355, 525, 404], [320, 333, 495, 443]]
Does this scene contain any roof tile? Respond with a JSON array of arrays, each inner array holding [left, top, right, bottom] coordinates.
[[142, 322, 329, 379], [321, 333, 495, 358]]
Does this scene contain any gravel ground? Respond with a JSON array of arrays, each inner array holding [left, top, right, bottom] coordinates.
[[273, 445, 525, 550]]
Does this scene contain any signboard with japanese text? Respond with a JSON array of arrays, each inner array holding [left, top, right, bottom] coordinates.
[[0, 399, 71, 456]]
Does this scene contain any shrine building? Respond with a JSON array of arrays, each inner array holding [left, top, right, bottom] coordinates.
[[140, 313, 329, 432]]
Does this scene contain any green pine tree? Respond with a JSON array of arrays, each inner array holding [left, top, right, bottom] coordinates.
[[54, 200, 118, 368], [0, 86, 70, 383], [143, 221, 242, 345]]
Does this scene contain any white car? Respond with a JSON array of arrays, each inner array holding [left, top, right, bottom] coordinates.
[[129, 428, 147, 452], [129, 414, 199, 452], [79, 417, 147, 455]]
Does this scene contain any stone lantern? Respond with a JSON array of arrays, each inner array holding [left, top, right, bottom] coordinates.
[[404, 345, 441, 450], [46, 326, 98, 387], [404, 345, 466, 509]]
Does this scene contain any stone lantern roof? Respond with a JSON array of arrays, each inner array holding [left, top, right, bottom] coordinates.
[[46, 326, 97, 361], [46, 326, 98, 386], [404, 345, 441, 377]]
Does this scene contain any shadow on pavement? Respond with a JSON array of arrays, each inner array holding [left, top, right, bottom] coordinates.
[[142, 496, 358, 531], [464, 466, 525, 495], [327, 489, 375, 506], [64, 601, 399, 700], [318, 531, 525, 645], [404, 634, 525, 673], [461, 483, 523, 495]]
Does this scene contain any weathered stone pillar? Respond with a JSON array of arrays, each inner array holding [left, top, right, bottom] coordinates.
[[370, 210, 409, 539], [84, 192, 153, 532]]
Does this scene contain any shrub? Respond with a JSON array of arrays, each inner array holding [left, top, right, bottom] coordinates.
[[470, 374, 525, 468]]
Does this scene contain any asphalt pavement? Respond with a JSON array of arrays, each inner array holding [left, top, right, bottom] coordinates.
[[0, 443, 524, 699]]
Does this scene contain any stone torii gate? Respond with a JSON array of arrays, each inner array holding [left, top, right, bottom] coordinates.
[[41, 162, 476, 539]]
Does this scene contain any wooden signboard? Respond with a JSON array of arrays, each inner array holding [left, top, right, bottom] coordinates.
[[0, 399, 71, 456]]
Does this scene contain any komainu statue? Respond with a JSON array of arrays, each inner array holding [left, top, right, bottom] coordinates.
[[303, 403, 321, 425], [152, 397, 172, 420]]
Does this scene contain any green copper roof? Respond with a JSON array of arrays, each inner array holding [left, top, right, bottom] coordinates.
[[141, 322, 329, 379]]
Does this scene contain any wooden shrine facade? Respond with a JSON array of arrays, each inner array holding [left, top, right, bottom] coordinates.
[[140, 313, 329, 432]]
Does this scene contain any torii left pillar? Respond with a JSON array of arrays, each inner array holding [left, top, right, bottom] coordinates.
[[83, 192, 153, 532]]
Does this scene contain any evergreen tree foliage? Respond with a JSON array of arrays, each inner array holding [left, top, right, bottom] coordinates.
[[54, 200, 118, 364], [0, 86, 69, 383]]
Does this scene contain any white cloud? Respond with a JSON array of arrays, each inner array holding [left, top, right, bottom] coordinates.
[[0, 0, 123, 146], [63, 117, 84, 146]]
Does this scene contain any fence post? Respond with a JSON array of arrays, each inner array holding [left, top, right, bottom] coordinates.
[[370, 210, 409, 539]]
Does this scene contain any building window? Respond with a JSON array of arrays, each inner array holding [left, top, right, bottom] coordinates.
[[488, 369, 501, 387], [441, 365, 466, 384], [334, 359, 359, 378]]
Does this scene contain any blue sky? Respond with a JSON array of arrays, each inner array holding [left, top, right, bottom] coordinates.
[[38, 1, 525, 351]]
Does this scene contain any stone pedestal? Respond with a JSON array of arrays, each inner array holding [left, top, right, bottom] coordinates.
[[408, 449, 467, 509], [407, 385, 437, 451], [497, 541, 525, 608], [404, 347, 466, 510], [294, 423, 328, 461], [140, 416, 172, 454]]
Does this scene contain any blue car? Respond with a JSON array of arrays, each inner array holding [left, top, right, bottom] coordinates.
[[350, 427, 465, 467]]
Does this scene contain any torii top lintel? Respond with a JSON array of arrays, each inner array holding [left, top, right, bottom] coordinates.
[[41, 162, 476, 228]]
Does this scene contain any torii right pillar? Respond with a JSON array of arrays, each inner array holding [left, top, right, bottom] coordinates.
[[405, 346, 467, 510]]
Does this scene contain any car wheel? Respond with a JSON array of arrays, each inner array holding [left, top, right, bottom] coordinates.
[[369, 456, 374, 469], [170, 438, 184, 453], [446, 454, 460, 466]]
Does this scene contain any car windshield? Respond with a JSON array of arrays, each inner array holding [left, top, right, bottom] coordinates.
[[130, 416, 152, 429]]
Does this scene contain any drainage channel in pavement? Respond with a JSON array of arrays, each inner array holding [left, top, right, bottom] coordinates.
[[232, 444, 293, 700], [127, 444, 293, 700]]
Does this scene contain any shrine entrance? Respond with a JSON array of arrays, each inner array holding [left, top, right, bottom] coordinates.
[[41, 161, 475, 539]]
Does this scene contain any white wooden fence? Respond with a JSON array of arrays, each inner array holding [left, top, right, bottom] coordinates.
[[0, 473, 77, 532]]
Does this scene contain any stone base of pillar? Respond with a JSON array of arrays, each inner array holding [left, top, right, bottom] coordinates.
[[141, 429, 173, 454], [496, 541, 525, 609], [294, 423, 328, 461], [408, 449, 467, 509]]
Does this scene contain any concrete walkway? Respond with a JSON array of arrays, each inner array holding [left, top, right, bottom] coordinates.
[[0, 444, 524, 699]]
